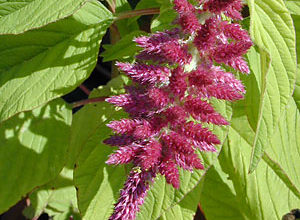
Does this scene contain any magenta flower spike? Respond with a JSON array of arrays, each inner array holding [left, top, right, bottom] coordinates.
[[108, 169, 156, 220], [105, 0, 252, 219]]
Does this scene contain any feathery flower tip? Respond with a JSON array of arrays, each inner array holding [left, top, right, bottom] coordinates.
[[109, 170, 156, 220], [106, 145, 139, 165], [203, 0, 243, 19], [136, 140, 162, 169], [159, 159, 180, 189], [178, 12, 201, 33], [173, 0, 195, 14], [116, 62, 170, 86], [103, 135, 134, 147], [135, 30, 191, 65]]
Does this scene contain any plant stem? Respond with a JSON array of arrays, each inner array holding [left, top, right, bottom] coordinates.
[[115, 8, 160, 21], [79, 84, 91, 96], [72, 97, 107, 108]]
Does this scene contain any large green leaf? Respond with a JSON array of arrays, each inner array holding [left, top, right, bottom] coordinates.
[[0, 98, 72, 214], [23, 168, 80, 220], [247, 0, 297, 172], [200, 97, 300, 220], [0, 1, 113, 123], [72, 76, 129, 220], [0, 0, 87, 34]]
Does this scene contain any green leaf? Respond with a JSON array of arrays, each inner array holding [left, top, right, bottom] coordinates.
[[284, 0, 300, 109], [292, 15, 300, 62], [0, 1, 113, 123], [159, 183, 201, 220], [0, 0, 87, 34], [294, 65, 300, 109], [136, 100, 232, 220], [127, 0, 160, 26], [247, 0, 297, 172], [72, 76, 130, 220], [67, 75, 130, 167], [101, 30, 146, 62], [200, 97, 300, 220], [105, 0, 115, 10], [151, 1, 177, 32], [23, 168, 80, 220], [115, 0, 140, 37], [284, 0, 300, 15], [200, 4, 300, 214], [135, 0, 160, 10], [0, 98, 72, 214], [290, 14, 300, 109]]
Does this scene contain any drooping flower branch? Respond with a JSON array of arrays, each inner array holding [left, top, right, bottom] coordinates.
[[105, 0, 252, 219]]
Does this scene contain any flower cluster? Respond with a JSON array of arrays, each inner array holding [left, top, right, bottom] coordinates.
[[105, 0, 252, 219]]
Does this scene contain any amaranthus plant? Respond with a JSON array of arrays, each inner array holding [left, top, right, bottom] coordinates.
[[0, 0, 299, 220], [105, 0, 253, 219]]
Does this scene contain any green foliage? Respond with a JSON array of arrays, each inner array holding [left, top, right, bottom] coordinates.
[[199, 0, 300, 219], [150, 1, 177, 32], [200, 97, 300, 219], [72, 76, 129, 220], [127, 0, 160, 26], [0, 99, 72, 213], [23, 168, 79, 220], [0, 0, 299, 219], [295, 65, 300, 110], [101, 30, 146, 62], [289, 6, 300, 109], [0, 0, 116, 216], [159, 183, 202, 220], [284, 0, 300, 15], [114, 0, 140, 37], [135, 0, 160, 9], [247, 0, 297, 172], [0, 0, 113, 123], [0, 0, 87, 34]]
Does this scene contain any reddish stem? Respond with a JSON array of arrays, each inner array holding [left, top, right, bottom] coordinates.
[[79, 84, 91, 96]]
